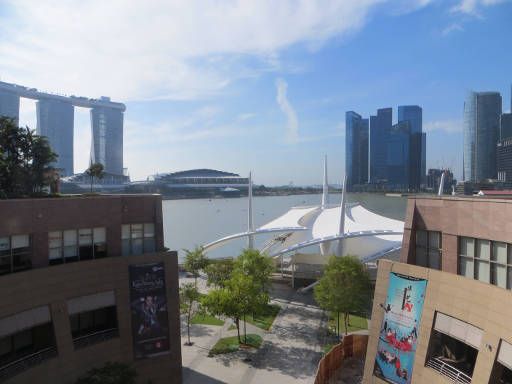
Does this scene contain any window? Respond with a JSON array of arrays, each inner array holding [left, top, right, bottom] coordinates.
[[459, 237, 512, 289], [0, 323, 56, 372], [49, 228, 106, 265], [69, 306, 118, 349], [491, 340, 512, 384], [415, 230, 442, 269], [0, 234, 31, 275], [122, 223, 156, 256]]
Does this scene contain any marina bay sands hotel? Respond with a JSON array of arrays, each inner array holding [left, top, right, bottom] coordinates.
[[0, 81, 126, 176]]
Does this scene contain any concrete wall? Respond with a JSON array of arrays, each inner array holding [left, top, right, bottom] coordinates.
[[0, 194, 164, 268], [363, 259, 512, 384], [400, 196, 512, 274], [1, 251, 182, 384]]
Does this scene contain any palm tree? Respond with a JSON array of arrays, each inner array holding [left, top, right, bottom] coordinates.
[[85, 163, 104, 193]]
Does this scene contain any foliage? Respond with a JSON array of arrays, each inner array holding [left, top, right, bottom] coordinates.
[[328, 313, 368, 336], [183, 246, 209, 285], [0, 116, 57, 197], [74, 362, 137, 384], [85, 162, 105, 193], [205, 258, 234, 288], [227, 303, 280, 331], [202, 249, 273, 343], [233, 248, 274, 292], [190, 313, 224, 326], [208, 334, 263, 356], [314, 255, 371, 336], [180, 283, 201, 345]]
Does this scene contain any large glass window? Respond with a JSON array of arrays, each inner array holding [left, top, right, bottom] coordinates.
[[459, 237, 512, 289], [415, 230, 442, 269], [49, 228, 106, 265], [70, 306, 118, 349], [122, 223, 156, 256], [0, 234, 31, 275]]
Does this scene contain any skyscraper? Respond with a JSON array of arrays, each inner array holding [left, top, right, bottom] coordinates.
[[90, 104, 124, 175], [398, 105, 424, 190], [501, 113, 512, 140], [36, 99, 75, 176], [463, 92, 502, 182], [385, 121, 410, 190], [0, 89, 20, 123], [369, 108, 392, 183], [345, 111, 369, 190]]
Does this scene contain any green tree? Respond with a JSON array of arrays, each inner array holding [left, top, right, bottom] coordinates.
[[0, 116, 57, 197], [75, 362, 137, 384], [233, 248, 274, 292], [180, 283, 201, 346], [314, 255, 371, 337], [205, 259, 234, 288], [85, 162, 105, 193], [183, 246, 209, 286]]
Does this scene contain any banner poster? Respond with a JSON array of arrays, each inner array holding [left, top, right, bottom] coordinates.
[[129, 262, 170, 359], [373, 272, 428, 384]]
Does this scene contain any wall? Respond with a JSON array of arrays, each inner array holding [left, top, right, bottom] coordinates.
[[0, 194, 164, 268], [400, 196, 512, 274], [0, 251, 181, 384], [363, 259, 512, 384]]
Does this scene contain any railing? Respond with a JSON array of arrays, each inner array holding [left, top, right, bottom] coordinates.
[[426, 357, 472, 384], [0, 346, 57, 382], [73, 328, 119, 350]]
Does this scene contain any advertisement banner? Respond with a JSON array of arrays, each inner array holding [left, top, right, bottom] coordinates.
[[373, 272, 428, 384], [129, 262, 170, 359]]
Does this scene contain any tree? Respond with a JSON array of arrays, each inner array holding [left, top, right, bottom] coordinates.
[[85, 162, 104, 193], [183, 246, 209, 286], [233, 248, 274, 292], [0, 116, 57, 197], [205, 259, 234, 288], [314, 255, 371, 337], [74, 362, 137, 384], [202, 249, 273, 344], [180, 283, 201, 346]]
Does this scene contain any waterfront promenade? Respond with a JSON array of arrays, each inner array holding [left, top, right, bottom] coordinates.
[[180, 275, 326, 383]]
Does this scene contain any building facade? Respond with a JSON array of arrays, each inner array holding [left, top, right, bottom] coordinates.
[[398, 105, 424, 191], [0, 195, 181, 384], [463, 91, 502, 182], [363, 196, 512, 383], [0, 81, 125, 176], [346, 111, 369, 190], [497, 137, 512, 183], [369, 108, 392, 184], [385, 121, 410, 191], [426, 168, 455, 193], [501, 113, 512, 140]]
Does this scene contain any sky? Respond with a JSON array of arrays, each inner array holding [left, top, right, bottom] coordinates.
[[0, 0, 511, 185]]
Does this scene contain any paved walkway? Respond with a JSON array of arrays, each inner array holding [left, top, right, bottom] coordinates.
[[181, 281, 326, 384]]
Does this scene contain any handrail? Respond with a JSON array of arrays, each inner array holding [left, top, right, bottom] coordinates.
[[73, 327, 118, 343], [0, 346, 57, 380], [73, 327, 118, 349], [426, 357, 472, 384]]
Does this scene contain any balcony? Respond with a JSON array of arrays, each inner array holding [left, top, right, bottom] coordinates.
[[73, 328, 119, 350], [426, 357, 472, 384], [0, 346, 57, 382]]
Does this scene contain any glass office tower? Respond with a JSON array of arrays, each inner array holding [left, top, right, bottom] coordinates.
[[385, 121, 410, 190], [90, 106, 124, 175], [0, 90, 20, 124], [398, 105, 423, 191], [463, 92, 502, 182], [36, 99, 75, 176], [346, 111, 369, 190], [369, 108, 392, 184]]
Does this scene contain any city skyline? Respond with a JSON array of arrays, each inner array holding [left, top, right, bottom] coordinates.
[[1, 1, 512, 185]]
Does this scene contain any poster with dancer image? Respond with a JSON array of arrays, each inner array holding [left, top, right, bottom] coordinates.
[[129, 262, 170, 359], [373, 272, 427, 384]]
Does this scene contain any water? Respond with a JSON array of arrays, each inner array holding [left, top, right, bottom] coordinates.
[[162, 193, 407, 262]]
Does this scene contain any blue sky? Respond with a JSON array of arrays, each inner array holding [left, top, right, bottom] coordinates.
[[1, 0, 511, 185]]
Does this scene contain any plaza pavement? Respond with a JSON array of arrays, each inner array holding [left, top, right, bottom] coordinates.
[[180, 278, 326, 384]]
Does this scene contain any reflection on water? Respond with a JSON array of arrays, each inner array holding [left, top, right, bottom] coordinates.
[[163, 193, 407, 261]]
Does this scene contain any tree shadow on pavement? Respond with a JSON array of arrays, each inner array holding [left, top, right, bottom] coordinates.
[[182, 367, 227, 384]]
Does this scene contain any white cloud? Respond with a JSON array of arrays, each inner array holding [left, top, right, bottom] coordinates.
[[424, 119, 463, 133], [451, 0, 509, 15], [0, 0, 391, 102], [276, 78, 299, 143], [442, 23, 464, 35]]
